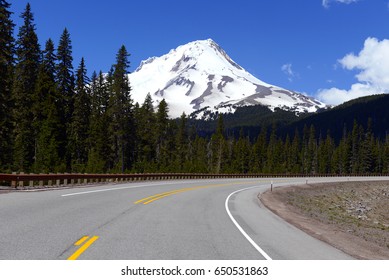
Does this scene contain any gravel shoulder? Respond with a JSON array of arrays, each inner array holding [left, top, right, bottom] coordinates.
[[260, 181, 389, 259]]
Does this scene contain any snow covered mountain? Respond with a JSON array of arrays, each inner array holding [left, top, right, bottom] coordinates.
[[129, 39, 326, 119]]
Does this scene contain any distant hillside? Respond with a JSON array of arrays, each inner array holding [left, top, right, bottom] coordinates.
[[188, 104, 301, 138], [282, 94, 389, 141]]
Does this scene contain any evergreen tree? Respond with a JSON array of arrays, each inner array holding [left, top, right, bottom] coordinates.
[[265, 124, 278, 173], [308, 125, 318, 174], [155, 99, 170, 170], [87, 71, 110, 173], [56, 28, 74, 169], [350, 120, 360, 174], [318, 131, 334, 174], [232, 128, 251, 173], [191, 135, 208, 173], [134, 94, 157, 172], [209, 115, 226, 173], [251, 127, 267, 173], [109, 45, 134, 172], [33, 39, 61, 172], [290, 129, 301, 173], [359, 119, 374, 173], [174, 112, 188, 171], [0, 0, 15, 171], [69, 58, 91, 171], [12, 3, 40, 171], [383, 134, 389, 173]]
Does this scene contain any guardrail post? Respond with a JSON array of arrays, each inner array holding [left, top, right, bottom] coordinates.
[[11, 171, 17, 188], [64, 173, 68, 186], [18, 172, 24, 188], [39, 173, 44, 187], [29, 173, 34, 188], [56, 173, 61, 186], [48, 173, 53, 187]]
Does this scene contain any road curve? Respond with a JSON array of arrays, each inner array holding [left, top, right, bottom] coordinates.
[[0, 177, 386, 260]]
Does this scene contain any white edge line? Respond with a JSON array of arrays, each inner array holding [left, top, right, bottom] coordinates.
[[61, 183, 169, 197], [60, 179, 214, 197], [225, 186, 273, 260]]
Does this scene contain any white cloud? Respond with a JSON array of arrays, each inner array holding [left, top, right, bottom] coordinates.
[[281, 63, 298, 82], [322, 0, 359, 8], [317, 37, 389, 105]]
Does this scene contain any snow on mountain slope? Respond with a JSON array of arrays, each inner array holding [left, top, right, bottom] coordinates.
[[129, 39, 326, 118]]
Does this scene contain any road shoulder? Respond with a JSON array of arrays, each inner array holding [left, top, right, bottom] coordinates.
[[260, 184, 389, 260]]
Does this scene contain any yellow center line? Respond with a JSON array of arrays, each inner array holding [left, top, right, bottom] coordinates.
[[135, 181, 259, 205], [68, 236, 99, 260], [134, 188, 194, 204], [74, 236, 89, 246]]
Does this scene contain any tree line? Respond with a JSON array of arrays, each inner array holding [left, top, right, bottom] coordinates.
[[1, 2, 389, 175]]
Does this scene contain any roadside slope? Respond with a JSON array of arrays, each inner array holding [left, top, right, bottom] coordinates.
[[260, 181, 389, 259]]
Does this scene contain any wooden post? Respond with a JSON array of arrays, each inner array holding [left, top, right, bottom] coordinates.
[[11, 172, 17, 188], [29, 173, 34, 188], [48, 173, 53, 187], [18, 172, 24, 188], [39, 173, 44, 187], [56, 173, 61, 186]]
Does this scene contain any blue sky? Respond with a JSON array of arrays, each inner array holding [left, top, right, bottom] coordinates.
[[10, 0, 389, 105]]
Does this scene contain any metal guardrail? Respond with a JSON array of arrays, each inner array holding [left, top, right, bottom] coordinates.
[[0, 172, 385, 189]]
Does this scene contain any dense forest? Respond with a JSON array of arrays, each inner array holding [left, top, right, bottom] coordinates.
[[1, 2, 389, 175]]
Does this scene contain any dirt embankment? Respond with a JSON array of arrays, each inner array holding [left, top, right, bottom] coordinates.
[[260, 181, 389, 259]]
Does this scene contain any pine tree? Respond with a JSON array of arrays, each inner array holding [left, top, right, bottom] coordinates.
[[109, 45, 134, 172], [0, 0, 15, 171], [191, 135, 208, 173], [359, 118, 374, 173], [265, 124, 278, 173], [69, 58, 91, 171], [155, 99, 170, 170], [233, 128, 251, 173], [308, 125, 318, 174], [209, 115, 226, 173], [174, 112, 188, 171], [134, 94, 157, 172], [56, 28, 74, 169], [33, 39, 61, 172], [251, 127, 267, 173], [350, 120, 360, 174], [87, 71, 110, 173], [290, 129, 301, 173], [12, 3, 40, 171]]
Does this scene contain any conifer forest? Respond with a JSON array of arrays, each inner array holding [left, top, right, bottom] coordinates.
[[1, 2, 389, 175]]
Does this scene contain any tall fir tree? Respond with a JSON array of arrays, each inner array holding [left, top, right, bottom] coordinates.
[[174, 112, 188, 171], [33, 39, 61, 172], [0, 0, 15, 171], [87, 71, 111, 173], [109, 45, 134, 172], [56, 28, 74, 169], [155, 99, 170, 169], [12, 3, 40, 171], [69, 58, 91, 171], [209, 115, 226, 173], [135, 93, 156, 171]]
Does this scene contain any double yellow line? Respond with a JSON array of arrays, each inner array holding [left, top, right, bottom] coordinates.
[[134, 182, 252, 205], [68, 235, 99, 260]]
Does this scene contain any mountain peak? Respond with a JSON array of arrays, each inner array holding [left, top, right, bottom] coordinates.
[[130, 40, 326, 118]]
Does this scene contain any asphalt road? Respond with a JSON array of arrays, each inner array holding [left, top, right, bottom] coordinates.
[[1, 177, 386, 260]]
